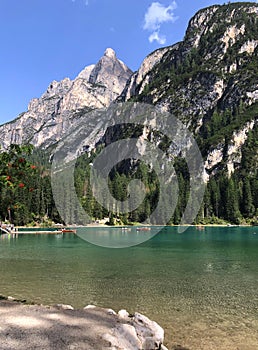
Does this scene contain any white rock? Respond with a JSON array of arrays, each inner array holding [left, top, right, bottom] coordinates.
[[239, 40, 258, 54], [107, 308, 117, 315], [142, 337, 160, 350], [118, 309, 130, 319], [221, 24, 245, 53], [104, 48, 116, 59], [160, 345, 169, 350], [103, 323, 142, 350], [77, 64, 95, 80], [247, 90, 258, 104], [84, 304, 97, 310], [227, 121, 255, 175], [133, 312, 164, 348], [205, 146, 224, 172], [55, 304, 74, 310]]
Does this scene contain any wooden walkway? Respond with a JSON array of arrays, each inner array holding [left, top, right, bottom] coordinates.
[[14, 230, 63, 234], [0, 228, 63, 235]]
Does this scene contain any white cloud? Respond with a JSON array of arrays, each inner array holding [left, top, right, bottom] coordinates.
[[149, 31, 166, 45], [143, 1, 177, 31], [143, 1, 178, 45], [71, 0, 89, 5]]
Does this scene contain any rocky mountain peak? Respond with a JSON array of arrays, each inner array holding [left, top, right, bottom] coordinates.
[[0, 48, 132, 149], [88, 48, 132, 98], [104, 48, 116, 59], [183, 5, 219, 50], [77, 64, 95, 80]]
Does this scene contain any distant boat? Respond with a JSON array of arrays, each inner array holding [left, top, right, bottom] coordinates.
[[61, 228, 76, 233], [136, 227, 151, 232]]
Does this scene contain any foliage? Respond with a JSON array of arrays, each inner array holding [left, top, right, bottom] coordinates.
[[0, 144, 59, 225], [0, 138, 257, 226]]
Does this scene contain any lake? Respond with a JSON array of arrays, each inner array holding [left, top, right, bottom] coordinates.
[[0, 226, 258, 349]]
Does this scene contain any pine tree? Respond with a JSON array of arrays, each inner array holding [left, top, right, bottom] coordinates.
[[242, 177, 255, 218], [225, 177, 241, 224]]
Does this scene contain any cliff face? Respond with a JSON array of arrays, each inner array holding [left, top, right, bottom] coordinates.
[[125, 3, 258, 115], [121, 2, 258, 177], [119, 45, 174, 101], [0, 2, 257, 178], [0, 48, 132, 149]]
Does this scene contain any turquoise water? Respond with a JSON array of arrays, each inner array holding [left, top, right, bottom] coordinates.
[[0, 226, 258, 349]]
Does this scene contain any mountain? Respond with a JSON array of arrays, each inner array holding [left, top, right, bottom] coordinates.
[[0, 2, 257, 226], [0, 48, 132, 149], [0, 2, 257, 178], [121, 2, 258, 178]]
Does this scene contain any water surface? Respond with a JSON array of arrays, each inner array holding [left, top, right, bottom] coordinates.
[[0, 226, 258, 349]]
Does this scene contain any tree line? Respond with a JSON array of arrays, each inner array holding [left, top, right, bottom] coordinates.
[[0, 136, 257, 227]]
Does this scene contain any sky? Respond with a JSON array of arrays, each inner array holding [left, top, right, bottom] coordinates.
[[0, 0, 256, 124]]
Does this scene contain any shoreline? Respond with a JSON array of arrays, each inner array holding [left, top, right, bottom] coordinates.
[[12, 223, 257, 230], [0, 297, 168, 350], [13, 223, 258, 229], [1, 224, 256, 237]]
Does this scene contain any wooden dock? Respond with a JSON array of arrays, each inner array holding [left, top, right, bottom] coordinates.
[[14, 230, 64, 234], [1, 229, 63, 235], [1, 227, 77, 235]]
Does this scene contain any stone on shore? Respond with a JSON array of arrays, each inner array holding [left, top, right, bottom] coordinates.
[[0, 300, 168, 350], [55, 303, 74, 310]]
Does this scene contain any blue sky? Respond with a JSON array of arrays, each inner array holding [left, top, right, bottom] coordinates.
[[0, 0, 256, 124]]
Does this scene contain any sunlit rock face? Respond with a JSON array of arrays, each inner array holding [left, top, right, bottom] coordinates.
[[0, 48, 132, 149], [121, 2, 258, 179]]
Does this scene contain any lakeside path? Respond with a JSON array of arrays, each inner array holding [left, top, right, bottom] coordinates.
[[0, 300, 168, 350]]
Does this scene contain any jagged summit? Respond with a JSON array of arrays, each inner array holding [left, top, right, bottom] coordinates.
[[77, 64, 95, 80], [0, 48, 132, 149], [88, 48, 132, 96], [104, 48, 116, 58], [77, 47, 132, 98], [77, 48, 118, 80]]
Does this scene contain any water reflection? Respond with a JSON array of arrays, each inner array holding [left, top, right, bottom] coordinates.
[[76, 226, 160, 248], [0, 233, 19, 244], [0, 227, 258, 349]]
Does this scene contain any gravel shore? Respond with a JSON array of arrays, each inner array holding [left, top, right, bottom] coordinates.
[[0, 299, 168, 350]]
